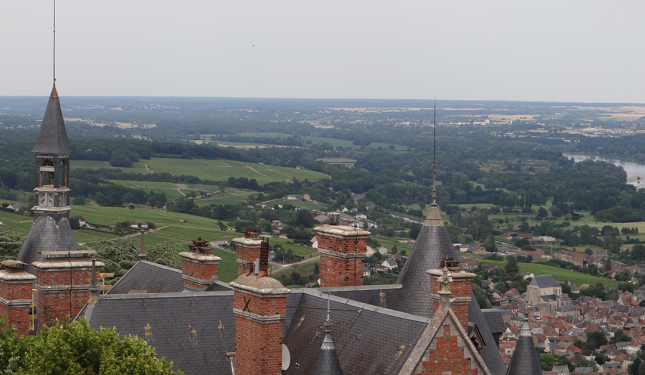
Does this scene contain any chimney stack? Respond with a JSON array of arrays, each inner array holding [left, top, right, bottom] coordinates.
[[428, 255, 475, 328], [0, 260, 36, 336], [179, 238, 221, 291], [315, 225, 370, 287], [32, 250, 103, 327], [138, 230, 147, 261], [233, 229, 262, 276], [230, 239, 290, 375]]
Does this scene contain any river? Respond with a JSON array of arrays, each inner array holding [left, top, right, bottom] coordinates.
[[562, 153, 645, 189]]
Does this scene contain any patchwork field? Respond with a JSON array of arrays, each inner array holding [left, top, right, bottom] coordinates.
[[263, 198, 326, 210], [73, 157, 329, 185], [200, 133, 410, 151], [478, 259, 618, 288]]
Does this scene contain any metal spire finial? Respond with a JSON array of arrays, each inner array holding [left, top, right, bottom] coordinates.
[[432, 97, 437, 205], [325, 293, 331, 331], [53, 0, 56, 84]]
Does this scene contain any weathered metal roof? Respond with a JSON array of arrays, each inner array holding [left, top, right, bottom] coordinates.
[[283, 291, 429, 375], [32, 85, 74, 155], [108, 261, 184, 295], [506, 321, 543, 375], [17, 215, 80, 275], [86, 291, 236, 375]]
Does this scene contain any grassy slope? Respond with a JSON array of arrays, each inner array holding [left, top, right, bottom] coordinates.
[[263, 198, 325, 210], [479, 259, 618, 288], [74, 157, 328, 185]]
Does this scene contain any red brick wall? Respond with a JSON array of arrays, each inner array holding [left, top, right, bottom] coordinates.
[[235, 243, 261, 276], [430, 274, 472, 328], [233, 290, 286, 317], [0, 280, 32, 300], [320, 253, 363, 287], [420, 324, 479, 375], [235, 317, 284, 375], [0, 304, 31, 336], [39, 289, 89, 327], [182, 258, 218, 287], [318, 234, 366, 287], [36, 267, 100, 327], [317, 234, 367, 254], [234, 290, 286, 375]]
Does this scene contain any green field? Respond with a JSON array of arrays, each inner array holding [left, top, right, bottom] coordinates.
[[201, 133, 410, 151], [272, 259, 320, 280], [264, 198, 325, 210], [268, 237, 318, 257], [193, 188, 254, 207], [73, 157, 328, 185], [479, 259, 618, 288]]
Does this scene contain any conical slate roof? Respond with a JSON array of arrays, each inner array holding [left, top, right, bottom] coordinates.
[[32, 85, 74, 155], [17, 215, 79, 275], [313, 321, 344, 375], [395, 200, 508, 375], [507, 319, 543, 375], [396, 201, 458, 316]]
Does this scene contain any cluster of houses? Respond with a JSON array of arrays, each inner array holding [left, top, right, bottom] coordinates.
[[486, 271, 645, 374]]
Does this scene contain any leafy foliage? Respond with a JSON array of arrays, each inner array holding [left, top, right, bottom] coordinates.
[[0, 317, 182, 374]]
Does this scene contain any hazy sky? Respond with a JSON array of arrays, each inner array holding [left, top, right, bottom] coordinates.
[[1, 1, 644, 102]]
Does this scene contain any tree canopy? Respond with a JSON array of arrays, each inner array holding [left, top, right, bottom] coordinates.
[[0, 317, 182, 375]]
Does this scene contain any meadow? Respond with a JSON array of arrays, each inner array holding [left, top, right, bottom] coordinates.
[[73, 157, 328, 185], [201, 133, 410, 152], [478, 259, 618, 288]]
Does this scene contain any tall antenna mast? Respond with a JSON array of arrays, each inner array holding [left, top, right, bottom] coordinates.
[[53, 0, 56, 84], [432, 97, 437, 205]]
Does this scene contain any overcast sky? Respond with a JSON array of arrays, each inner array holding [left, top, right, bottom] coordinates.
[[1, 1, 643, 102]]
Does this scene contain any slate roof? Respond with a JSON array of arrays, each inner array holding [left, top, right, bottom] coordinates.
[[107, 261, 184, 295], [32, 85, 74, 155], [482, 309, 506, 335], [468, 297, 508, 375], [283, 290, 430, 375], [86, 291, 236, 375], [396, 219, 459, 316], [506, 321, 543, 375], [393, 204, 507, 375], [321, 284, 403, 310], [17, 215, 79, 275], [313, 320, 344, 375], [532, 275, 561, 288]]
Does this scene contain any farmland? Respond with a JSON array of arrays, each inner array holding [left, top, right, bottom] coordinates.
[[478, 259, 618, 288], [73, 157, 329, 185], [200, 133, 410, 151]]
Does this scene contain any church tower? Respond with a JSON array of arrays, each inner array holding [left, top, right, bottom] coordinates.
[[17, 84, 80, 274]]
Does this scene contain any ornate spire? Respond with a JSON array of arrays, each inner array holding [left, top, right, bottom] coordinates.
[[32, 84, 73, 155], [507, 313, 542, 375], [424, 99, 443, 226], [313, 294, 344, 375]]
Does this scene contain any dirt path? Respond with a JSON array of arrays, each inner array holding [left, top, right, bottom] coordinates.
[[246, 165, 269, 177], [209, 242, 319, 271], [77, 225, 169, 246], [144, 163, 153, 173]]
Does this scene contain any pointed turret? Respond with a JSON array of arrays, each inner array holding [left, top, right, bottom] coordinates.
[[313, 297, 344, 375], [506, 316, 542, 375], [32, 85, 73, 155], [396, 189, 457, 316], [17, 84, 79, 274]]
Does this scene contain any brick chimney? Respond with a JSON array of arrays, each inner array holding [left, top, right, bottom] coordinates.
[[233, 229, 262, 276], [315, 223, 370, 287], [428, 255, 475, 328], [179, 238, 221, 290], [0, 260, 36, 336], [230, 240, 290, 375], [32, 250, 103, 327]]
